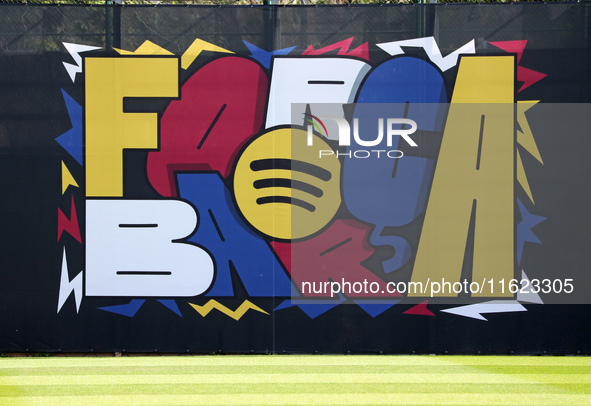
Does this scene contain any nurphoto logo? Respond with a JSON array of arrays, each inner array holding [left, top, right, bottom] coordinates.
[[304, 112, 418, 159]]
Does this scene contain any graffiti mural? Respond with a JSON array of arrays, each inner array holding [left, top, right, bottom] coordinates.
[[56, 35, 549, 316]]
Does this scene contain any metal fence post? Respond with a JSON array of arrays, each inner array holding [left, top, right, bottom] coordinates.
[[113, 0, 122, 49], [105, 0, 122, 51], [263, 0, 278, 53], [106, 0, 113, 50]]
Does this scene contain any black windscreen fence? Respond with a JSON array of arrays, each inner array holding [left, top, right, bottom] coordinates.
[[0, 3, 590, 354]]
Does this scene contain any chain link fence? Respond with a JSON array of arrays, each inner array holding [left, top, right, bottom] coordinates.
[[0, 0, 578, 5], [1, 0, 587, 54]]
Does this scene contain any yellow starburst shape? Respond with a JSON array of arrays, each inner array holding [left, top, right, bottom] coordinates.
[[114, 39, 233, 70]]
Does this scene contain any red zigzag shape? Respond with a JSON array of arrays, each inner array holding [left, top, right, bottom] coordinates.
[[58, 195, 81, 243]]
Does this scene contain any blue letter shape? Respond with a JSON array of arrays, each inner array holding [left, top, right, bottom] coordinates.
[[177, 173, 292, 297], [343, 57, 447, 273]]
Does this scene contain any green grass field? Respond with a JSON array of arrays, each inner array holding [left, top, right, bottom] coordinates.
[[0, 355, 589, 405]]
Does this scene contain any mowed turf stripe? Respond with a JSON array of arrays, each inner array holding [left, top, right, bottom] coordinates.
[[2, 373, 591, 385], [1, 393, 590, 406], [2, 365, 590, 376], [1, 383, 589, 396], [0, 356, 588, 405], [1, 355, 589, 368]]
